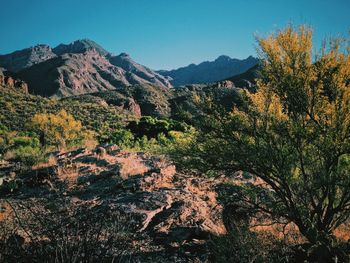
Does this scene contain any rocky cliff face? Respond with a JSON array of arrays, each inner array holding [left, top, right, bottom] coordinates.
[[0, 68, 28, 93], [225, 64, 259, 90], [16, 50, 130, 97], [158, 55, 258, 86], [52, 39, 110, 57]]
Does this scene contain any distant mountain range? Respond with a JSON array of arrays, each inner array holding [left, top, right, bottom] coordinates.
[[0, 39, 172, 97], [158, 55, 258, 86], [0, 39, 258, 97]]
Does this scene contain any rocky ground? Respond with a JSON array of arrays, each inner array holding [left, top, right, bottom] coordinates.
[[0, 145, 230, 262]]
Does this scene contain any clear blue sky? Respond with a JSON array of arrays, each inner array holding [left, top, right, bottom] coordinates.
[[0, 0, 349, 70]]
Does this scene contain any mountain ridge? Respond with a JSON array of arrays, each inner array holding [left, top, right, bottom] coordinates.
[[158, 55, 258, 86], [0, 39, 257, 97], [0, 39, 172, 96]]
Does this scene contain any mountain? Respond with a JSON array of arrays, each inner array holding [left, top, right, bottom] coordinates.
[[0, 44, 57, 72], [158, 55, 258, 86], [0, 39, 172, 96], [16, 50, 130, 97], [16, 49, 175, 97]]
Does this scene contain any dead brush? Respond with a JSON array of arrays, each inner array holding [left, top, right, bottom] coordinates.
[[54, 159, 79, 185], [0, 198, 135, 263]]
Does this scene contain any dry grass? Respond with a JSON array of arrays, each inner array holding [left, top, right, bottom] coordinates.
[[117, 154, 149, 179], [0, 201, 12, 222], [32, 155, 57, 170], [334, 221, 350, 241]]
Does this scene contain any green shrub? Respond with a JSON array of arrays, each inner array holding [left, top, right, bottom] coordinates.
[[127, 116, 190, 139]]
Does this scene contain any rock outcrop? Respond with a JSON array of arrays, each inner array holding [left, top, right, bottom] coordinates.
[[0, 69, 28, 93], [16, 50, 131, 97], [0, 44, 56, 73], [52, 39, 110, 57], [213, 80, 235, 88], [225, 64, 259, 90]]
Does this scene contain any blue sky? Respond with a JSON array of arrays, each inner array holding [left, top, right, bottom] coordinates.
[[0, 0, 349, 70]]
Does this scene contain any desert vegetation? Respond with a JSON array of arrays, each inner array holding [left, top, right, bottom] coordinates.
[[1, 25, 350, 262]]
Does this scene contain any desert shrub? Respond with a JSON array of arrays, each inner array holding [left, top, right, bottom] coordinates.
[[0, 131, 44, 167], [5, 146, 44, 168], [105, 128, 135, 148], [11, 136, 40, 149], [127, 116, 190, 139]]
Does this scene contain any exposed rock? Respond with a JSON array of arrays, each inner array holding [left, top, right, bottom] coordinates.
[[225, 64, 259, 90], [53, 39, 110, 57], [0, 40, 173, 98], [0, 69, 28, 94], [1, 145, 226, 260], [213, 80, 235, 88], [16, 50, 130, 97], [16, 50, 172, 97]]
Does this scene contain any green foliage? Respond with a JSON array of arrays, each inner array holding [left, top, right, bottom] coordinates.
[[8, 146, 44, 167], [11, 136, 40, 149], [105, 129, 135, 148], [0, 129, 42, 166]]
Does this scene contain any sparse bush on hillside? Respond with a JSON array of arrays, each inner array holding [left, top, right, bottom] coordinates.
[[104, 128, 135, 148], [5, 146, 44, 168], [127, 116, 190, 139], [0, 129, 44, 167], [0, 88, 126, 138]]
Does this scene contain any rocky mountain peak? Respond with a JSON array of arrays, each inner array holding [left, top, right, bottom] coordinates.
[[215, 55, 232, 62], [53, 39, 110, 57], [119, 52, 130, 58]]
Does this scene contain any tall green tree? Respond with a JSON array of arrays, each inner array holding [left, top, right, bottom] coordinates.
[[189, 26, 350, 255]]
